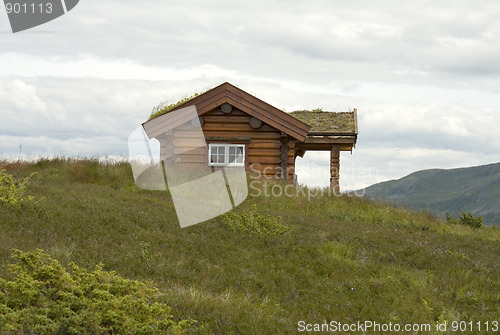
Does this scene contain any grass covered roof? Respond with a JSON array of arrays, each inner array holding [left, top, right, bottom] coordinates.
[[147, 85, 357, 135], [149, 92, 204, 120], [289, 110, 357, 133]]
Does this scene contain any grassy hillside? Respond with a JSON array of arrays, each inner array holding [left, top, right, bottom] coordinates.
[[1, 159, 499, 334], [363, 162, 500, 226]]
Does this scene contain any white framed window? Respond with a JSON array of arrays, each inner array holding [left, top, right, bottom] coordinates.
[[209, 143, 245, 167]]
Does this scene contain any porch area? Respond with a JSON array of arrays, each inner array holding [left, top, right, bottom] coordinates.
[[290, 109, 358, 190]]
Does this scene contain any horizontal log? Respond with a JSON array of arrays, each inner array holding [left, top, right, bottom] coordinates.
[[203, 131, 283, 140], [202, 115, 251, 123], [172, 139, 284, 150], [248, 148, 280, 157], [173, 140, 206, 148], [247, 163, 281, 170], [203, 123, 276, 132], [171, 131, 205, 138], [248, 156, 281, 164], [249, 140, 281, 149], [173, 155, 206, 164], [205, 108, 247, 116], [173, 147, 205, 155]]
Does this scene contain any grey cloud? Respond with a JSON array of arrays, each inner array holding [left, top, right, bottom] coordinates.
[[5, 0, 500, 83], [0, 77, 168, 155], [3, 0, 500, 187]]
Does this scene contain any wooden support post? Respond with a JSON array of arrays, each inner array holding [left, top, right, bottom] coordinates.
[[330, 144, 340, 191], [280, 133, 289, 180]]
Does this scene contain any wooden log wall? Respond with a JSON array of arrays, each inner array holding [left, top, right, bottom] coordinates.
[[161, 107, 296, 182]]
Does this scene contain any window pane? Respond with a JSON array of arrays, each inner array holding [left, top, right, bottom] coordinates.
[[209, 144, 244, 166]]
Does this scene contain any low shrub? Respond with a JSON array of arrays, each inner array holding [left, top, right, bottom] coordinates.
[[221, 204, 290, 236], [0, 169, 42, 208], [446, 212, 483, 229], [0, 249, 195, 334]]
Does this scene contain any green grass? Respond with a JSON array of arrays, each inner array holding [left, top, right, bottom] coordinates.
[[149, 90, 209, 120], [0, 159, 499, 334], [289, 109, 356, 133]]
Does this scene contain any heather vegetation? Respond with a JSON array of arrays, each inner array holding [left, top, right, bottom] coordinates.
[[0, 159, 498, 334], [0, 249, 194, 334]]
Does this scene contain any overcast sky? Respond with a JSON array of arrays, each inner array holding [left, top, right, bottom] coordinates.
[[2, 0, 500, 189]]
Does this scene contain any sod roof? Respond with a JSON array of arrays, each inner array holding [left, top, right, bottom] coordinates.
[[147, 84, 357, 136], [289, 110, 357, 134], [149, 93, 203, 120]]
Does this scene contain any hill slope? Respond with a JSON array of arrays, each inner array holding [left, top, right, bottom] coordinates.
[[1, 159, 499, 334], [363, 162, 500, 226]]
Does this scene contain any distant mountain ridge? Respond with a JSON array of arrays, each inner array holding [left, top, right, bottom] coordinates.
[[362, 162, 500, 226]]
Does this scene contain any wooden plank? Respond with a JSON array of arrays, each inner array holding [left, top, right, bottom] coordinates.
[[249, 140, 281, 149], [202, 115, 251, 123], [143, 105, 198, 139], [173, 147, 205, 155], [203, 123, 278, 132], [205, 108, 247, 117], [173, 141, 206, 149], [203, 123, 254, 132], [248, 156, 281, 164], [203, 131, 283, 140], [172, 128, 204, 136], [174, 155, 206, 164], [248, 148, 280, 157]]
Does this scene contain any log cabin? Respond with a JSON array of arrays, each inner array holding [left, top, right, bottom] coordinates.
[[142, 82, 358, 190]]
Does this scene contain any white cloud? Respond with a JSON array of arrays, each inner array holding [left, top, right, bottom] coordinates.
[[0, 134, 126, 157], [0, 79, 47, 113], [2, 0, 500, 188], [0, 53, 238, 81]]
